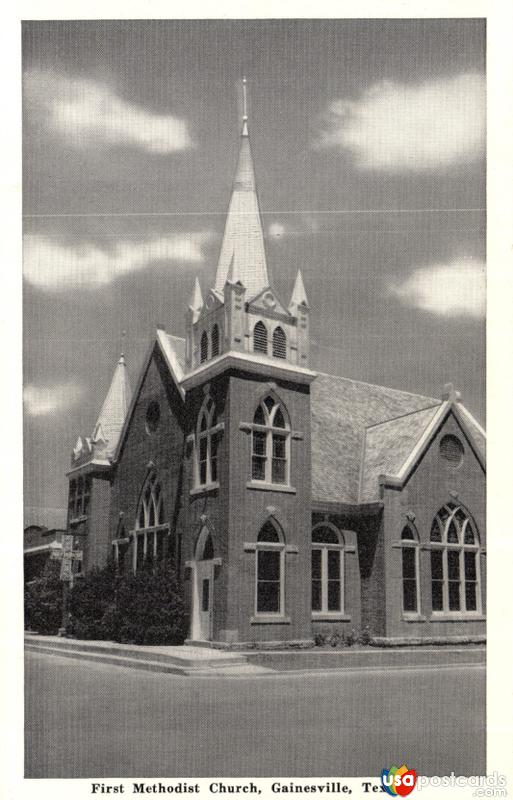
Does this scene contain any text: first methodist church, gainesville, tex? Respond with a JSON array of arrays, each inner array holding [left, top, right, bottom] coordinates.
[[66, 82, 486, 648]]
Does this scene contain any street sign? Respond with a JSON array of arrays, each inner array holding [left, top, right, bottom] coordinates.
[[59, 534, 82, 580], [60, 553, 73, 581]]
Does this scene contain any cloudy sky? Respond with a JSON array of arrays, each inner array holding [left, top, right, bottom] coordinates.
[[22, 19, 486, 520]]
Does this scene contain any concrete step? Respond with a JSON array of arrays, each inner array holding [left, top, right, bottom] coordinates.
[[25, 641, 273, 677], [24, 634, 248, 668], [25, 643, 190, 675]]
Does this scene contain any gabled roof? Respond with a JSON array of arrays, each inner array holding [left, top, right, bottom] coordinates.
[[311, 372, 486, 506], [359, 400, 486, 503], [112, 331, 186, 462], [214, 117, 269, 297], [311, 372, 441, 505], [359, 405, 441, 502]]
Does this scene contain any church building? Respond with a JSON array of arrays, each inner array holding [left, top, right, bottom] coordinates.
[[66, 87, 486, 647]]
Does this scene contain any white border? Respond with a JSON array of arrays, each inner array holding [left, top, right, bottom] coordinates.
[[3, 3, 513, 799]]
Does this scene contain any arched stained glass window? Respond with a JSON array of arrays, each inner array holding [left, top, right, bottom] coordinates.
[[429, 504, 482, 614], [133, 472, 167, 571], [251, 395, 290, 485]]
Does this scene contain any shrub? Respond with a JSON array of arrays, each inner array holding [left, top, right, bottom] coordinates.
[[24, 560, 63, 635], [67, 559, 188, 646], [111, 561, 188, 645], [67, 562, 117, 640]]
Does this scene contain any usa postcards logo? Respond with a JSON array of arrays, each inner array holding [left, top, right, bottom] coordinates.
[[381, 764, 417, 796]]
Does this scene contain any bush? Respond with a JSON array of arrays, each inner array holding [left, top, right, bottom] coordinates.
[[109, 561, 188, 645], [67, 562, 117, 640], [24, 560, 63, 635], [67, 559, 188, 646], [313, 626, 373, 648]]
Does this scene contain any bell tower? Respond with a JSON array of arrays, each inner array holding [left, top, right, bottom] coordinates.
[[184, 78, 311, 374]]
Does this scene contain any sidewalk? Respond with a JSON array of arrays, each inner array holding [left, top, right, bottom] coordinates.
[[25, 633, 485, 677]]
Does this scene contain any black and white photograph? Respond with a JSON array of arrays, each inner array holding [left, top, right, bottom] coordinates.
[[10, 7, 510, 793]]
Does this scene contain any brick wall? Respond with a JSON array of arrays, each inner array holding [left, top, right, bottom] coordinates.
[[382, 411, 486, 640]]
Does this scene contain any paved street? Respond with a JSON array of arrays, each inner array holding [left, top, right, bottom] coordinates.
[[25, 652, 485, 778]]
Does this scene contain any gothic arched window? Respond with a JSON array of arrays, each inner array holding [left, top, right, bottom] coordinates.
[[196, 396, 221, 487], [253, 321, 268, 354], [400, 525, 419, 613], [272, 326, 287, 359], [255, 520, 285, 615], [430, 503, 481, 614], [251, 395, 290, 485], [200, 331, 209, 363], [211, 324, 220, 358], [311, 524, 345, 614], [134, 472, 167, 571]]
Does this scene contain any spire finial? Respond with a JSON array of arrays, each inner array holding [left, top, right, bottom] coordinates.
[[119, 330, 126, 363], [242, 76, 248, 121], [241, 77, 249, 137]]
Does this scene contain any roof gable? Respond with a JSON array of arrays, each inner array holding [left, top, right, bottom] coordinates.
[[311, 372, 439, 505], [112, 331, 185, 462], [247, 287, 290, 317], [360, 401, 486, 502]]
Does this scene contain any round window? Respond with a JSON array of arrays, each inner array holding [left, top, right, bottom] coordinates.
[[439, 434, 464, 466], [145, 400, 161, 434]]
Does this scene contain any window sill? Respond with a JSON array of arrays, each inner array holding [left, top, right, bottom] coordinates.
[[312, 614, 351, 622], [430, 613, 485, 622], [246, 481, 296, 494], [190, 482, 220, 497], [402, 614, 427, 623], [250, 615, 291, 625]]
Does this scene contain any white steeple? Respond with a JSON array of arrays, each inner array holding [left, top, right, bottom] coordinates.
[[214, 78, 269, 298], [91, 352, 132, 458]]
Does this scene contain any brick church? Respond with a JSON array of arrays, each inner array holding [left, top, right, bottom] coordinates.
[[67, 90, 486, 647]]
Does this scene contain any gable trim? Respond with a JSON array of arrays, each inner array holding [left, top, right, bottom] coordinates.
[[378, 401, 485, 492], [112, 332, 185, 463]]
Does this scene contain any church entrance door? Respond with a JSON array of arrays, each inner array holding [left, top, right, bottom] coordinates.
[[195, 558, 213, 641], [191, 528, 215, 641]]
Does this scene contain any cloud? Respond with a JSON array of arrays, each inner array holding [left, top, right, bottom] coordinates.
[[24, 381, 84, 417], [24, 233, 212, 291], [318, 73, 485, 171], [389, 259, 486, 318], [24, 69, 193, 153]]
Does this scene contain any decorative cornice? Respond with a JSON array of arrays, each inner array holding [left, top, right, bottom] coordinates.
[[181, 350, 316, 390]]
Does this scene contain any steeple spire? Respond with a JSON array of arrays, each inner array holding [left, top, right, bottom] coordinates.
[[214, 77, 269, 298], [91, 351, 132, 458]]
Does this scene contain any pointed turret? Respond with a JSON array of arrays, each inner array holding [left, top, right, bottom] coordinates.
[[289, 270, 309, 314], [214, 78, 269, 298], [188, 276, 203, 322], [91, 353, 132, 458]]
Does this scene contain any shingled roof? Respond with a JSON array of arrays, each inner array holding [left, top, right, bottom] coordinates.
[[359, 405, 441, 503], [310, 372, 440, 505]]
